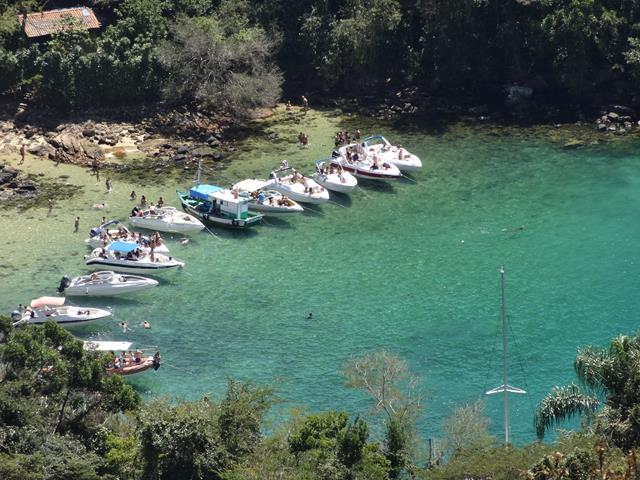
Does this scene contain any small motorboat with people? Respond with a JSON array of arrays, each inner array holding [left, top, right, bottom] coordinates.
[[231, 178, 304, 216], [332, 143, 402, 181], [362, 135, 422, 172], [312, 158, 358, 194], [58, 271, 158, 297], [11, 296, 112, 327], [85, 219, 170, 254], [177, 184, 264, 228], [83, 340, 161, 376], [266, 167, 330, 204], [85, 241, 185, 275], [129, 205, 205, 234]]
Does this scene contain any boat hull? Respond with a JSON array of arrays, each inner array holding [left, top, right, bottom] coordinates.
[[19, 307, 112, 326], [86, 258, 183, 275], [248, 202, 304, 216], [334, 161, 401, 181], [129, 216, 204, 233], [65, 273, 158, 296], [312, 173, 357, 193]]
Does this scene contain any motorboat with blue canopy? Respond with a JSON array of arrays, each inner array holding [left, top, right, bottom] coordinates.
[[85, 219, 170, 253], [86, 241, 184, 274]]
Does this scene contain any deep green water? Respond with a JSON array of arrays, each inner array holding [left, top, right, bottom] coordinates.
[[2, 110, 640, 445]]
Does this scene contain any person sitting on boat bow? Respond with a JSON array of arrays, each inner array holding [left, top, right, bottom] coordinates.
[[257, 191, 266, 203]]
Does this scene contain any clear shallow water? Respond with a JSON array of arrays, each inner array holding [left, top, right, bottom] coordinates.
[[1, 109, 640, 444]]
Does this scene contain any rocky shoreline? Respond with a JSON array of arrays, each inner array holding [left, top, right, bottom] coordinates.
[[1, 94, 639, 208]]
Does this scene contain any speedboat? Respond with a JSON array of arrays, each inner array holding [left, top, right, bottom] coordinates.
[[85, 219, 170, 253], [362, 135, 422, 172], [11, 296, 112, 327], [177, 184, 264, 229], [85, 241, 185, 275], [266, 168, 330, 204], [232, 179, 304, 216], [129, 206, 205, 234], [83, 340, 161, 376], [312, 158, 357, 194], [332, 143, 402, 181], [58, 271, 158, 297]]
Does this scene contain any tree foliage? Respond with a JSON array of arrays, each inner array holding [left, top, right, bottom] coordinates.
[[156, 11, 282, 115], [535, 334, 640, 450]]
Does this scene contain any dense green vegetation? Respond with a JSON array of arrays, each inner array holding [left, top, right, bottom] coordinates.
[[2, 0, 640, 114], [4, 317, 640, 479]]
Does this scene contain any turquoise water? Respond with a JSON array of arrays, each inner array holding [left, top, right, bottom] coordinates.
[[2, 112, 640, 445]]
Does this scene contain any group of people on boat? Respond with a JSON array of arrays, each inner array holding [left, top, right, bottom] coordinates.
[[109, 349, 151, 369], [316, 163, 348, 183]]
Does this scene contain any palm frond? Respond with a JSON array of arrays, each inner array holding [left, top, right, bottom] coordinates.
[[534, 384, 599, 440], [574, 347, 611, 391]]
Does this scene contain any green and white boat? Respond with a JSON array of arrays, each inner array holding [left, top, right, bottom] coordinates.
[[177, 184, 264, 229]]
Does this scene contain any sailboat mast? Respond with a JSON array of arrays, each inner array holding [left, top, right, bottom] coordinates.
[[500, 265, 510, 445], [486, 266, 525, 446], [196, 159, 202, 186]]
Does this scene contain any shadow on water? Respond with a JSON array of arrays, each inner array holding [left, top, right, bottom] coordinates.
[[261, 217, 297, 229], [202, 227, 260, 241], [329, 192, 352, 208], [357, 181, 396, 194], [301, 205, 325, 217]]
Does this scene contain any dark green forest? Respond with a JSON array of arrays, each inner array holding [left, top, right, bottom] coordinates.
[[2, 0, 640, 115]]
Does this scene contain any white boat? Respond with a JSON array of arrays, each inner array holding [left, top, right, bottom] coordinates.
[[85, 219, 170, 254], [232, 179, 304, 216], [332, 143, 402, 181], [362, 135, 422, 172], [266, 168, 330, 204], [58, 271, 158, 297], [312, 158, 358, 193], [129, 206, 205, 234], [177, 184, 264, 229], [11, 296, 112, 327], [85, 242, 185, 275], [83, 340, 161, 376]]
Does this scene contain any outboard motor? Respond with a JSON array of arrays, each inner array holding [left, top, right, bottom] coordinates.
[[89, 227, 101, 238], [10, 310, 22, 322], [57, 275, 71, 293]]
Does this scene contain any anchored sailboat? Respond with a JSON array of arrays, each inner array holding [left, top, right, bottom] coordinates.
[[486, 266, 526, 445]]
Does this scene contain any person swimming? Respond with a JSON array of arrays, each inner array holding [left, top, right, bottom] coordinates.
[[307, 312, 313, 320]]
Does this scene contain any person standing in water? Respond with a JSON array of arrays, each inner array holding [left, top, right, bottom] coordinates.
[[74, 216, 80, 233], [19, 144, 25, 165]]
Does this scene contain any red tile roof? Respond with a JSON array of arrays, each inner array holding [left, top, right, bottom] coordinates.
[[19, 7, 101, 38]]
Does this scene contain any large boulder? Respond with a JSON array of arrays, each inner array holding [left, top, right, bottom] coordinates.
[[49, 132, 85, 154], [191, 146, 216, 158]]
